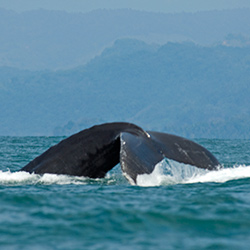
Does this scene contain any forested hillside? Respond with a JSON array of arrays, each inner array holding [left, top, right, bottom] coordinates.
[[1, 39, 249, 138]]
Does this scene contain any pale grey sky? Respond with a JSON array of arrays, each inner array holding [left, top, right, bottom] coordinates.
[[1, 0, 250, 13]]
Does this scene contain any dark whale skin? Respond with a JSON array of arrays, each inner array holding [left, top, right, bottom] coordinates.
[[20, 122, 220, 183]]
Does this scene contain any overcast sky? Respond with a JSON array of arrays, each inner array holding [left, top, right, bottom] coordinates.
[[1, 0, 250, 13]]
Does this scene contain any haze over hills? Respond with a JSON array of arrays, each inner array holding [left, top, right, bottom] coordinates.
[[0, 8, 250, 70], [1, 7, 250, 138], [0, 39, 250, 138]]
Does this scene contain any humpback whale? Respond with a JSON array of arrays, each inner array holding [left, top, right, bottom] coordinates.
[[20, 122, 220, 184]]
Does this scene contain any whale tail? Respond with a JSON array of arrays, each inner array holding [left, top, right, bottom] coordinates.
[[20, 122, 220, 184]]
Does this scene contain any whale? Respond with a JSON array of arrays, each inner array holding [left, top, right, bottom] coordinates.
[[20, 122, 220, 184]]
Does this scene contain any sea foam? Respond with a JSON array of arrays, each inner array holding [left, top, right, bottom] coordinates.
[[1, 161, 250, 187], [0, 170, 90, 185], [136, 159, 250, 187]]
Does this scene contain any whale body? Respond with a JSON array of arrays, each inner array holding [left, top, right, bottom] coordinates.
[[20, 122, 220, 184]]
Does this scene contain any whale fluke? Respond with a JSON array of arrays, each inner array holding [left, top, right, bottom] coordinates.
[[148, 131, 219, 170], [20, 122, 220, 184], [120, 132, 164, 183]]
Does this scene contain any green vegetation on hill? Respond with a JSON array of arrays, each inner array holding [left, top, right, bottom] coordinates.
[[1, 39, 250, 138]]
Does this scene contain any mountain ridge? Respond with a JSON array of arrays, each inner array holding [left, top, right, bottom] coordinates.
[[1, 39, 249, 138]]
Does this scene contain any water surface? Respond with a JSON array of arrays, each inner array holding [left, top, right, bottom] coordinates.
[[1, 137, 250, 249]]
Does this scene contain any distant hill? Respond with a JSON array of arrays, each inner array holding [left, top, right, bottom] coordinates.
[[1, 39, 250, 138], [0, 8, 250, 70]]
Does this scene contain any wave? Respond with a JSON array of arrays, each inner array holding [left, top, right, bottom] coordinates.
[[1, 160, 250, 187], [136, 159, 250, 187], [0, 170, 122, 186]]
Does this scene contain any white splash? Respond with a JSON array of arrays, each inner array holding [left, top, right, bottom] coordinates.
[[0, 170, 90, 185], [1, 162, 250, 187], [136, 159, 250, 187], [0, 170, 39, 185], [186, 165, 250, 184]]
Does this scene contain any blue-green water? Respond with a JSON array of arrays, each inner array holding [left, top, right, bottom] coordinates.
[[1, 137, 250, 249]]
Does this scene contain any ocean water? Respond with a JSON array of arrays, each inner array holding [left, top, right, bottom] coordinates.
[[1, 136, 250, 249]]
